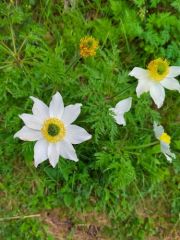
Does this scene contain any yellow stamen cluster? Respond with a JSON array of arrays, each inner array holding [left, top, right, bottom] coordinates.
[[41, 118, 66, 143], [147, 58, 169, 82], [159, 132, 171, 144], [80, 36, 99, 58]]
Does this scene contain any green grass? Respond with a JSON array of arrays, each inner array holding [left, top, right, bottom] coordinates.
[[0, 0, 180, 239]]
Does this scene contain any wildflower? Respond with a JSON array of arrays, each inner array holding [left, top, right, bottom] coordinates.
[[129, 58, 180, 108], [80, 36, 99, 58], [109, 97, 132, 126], [14, 92, 92, 167], [153, 122, 176, 162]]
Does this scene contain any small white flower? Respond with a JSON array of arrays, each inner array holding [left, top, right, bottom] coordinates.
[[14, 92, 92, 168], [129, 58, 180, 108], [153, 122, 176, 162], [109, 97, 132, 126]]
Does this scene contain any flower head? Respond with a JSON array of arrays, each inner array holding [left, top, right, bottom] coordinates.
[[80, 36, 99, 58], [153, 122, 175, 162], [14, 92, 92, 168], [147, 58, 169, 81], [109, 97, 132, 126], [129, 58, 180, 108]]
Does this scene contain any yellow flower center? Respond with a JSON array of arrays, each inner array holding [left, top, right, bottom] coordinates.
[[80, 36, 99, 58], [159, 132, 171, 144], [41, 118, 66, 143], [147, 58, 169, 81]]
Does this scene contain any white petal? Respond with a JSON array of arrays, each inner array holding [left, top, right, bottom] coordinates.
[[65, 124, 92, 144], [61, 103, 82, 126], [113, 97, 132, 114], [164, 154, 173, 162], [19, 114, 42, 130], [167, 66, 180, 77], [14, 126, 42, 141], [30, 96, 49, 121], [136, 79, 151, 97], [114, 114, 126, 126], [58, 140, 78, 162], [153, 122, 164, 139], [48, 143, 59, 168], [129, 67, 148, 80], [160, 142, 176, 163], [109, 97, 132, 126], [34, 139, 48, 167], [129, 68, 152, 97], [161, 78, 180, 92], [49, 92, 64, 118], [150, 84, 165, 108]]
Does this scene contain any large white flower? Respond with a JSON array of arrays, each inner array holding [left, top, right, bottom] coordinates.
[[109, 97, 132, 126], [14, 92, 92, 168], [153, 122, 176, 162], [129, 58, 180, 108]]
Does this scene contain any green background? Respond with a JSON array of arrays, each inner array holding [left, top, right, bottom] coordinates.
[[0, 0, 179, 239]]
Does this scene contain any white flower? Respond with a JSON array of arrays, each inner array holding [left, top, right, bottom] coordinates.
[[153, 122, 176, 162], [109, 97, 132, 126], [129, 58, 180, 108], [14, 92, 92, 168]]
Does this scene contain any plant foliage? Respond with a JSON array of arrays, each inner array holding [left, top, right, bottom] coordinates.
[[0, 0, 179, 239]]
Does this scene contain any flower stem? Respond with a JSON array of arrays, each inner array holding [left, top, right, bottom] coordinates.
[[10, 24, 17, 55], [124, 141, 158, 150], [110, 83, 136, 100]]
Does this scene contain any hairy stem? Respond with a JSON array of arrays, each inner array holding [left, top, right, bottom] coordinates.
[[124, 141, 158, 150]]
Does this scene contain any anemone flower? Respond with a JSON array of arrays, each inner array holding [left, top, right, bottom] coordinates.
[[129, 58, 180, 108], [14, 92, 92, 167], [153, 122, 176, 162]]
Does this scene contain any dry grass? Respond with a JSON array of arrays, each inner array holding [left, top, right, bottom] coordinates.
[[42, 208, 111, 240]]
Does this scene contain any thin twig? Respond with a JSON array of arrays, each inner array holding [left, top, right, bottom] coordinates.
[[0, 214, 41, 222]]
